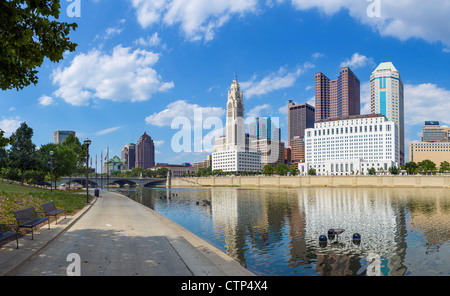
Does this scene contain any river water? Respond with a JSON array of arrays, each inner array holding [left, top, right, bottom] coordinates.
[[118, 186, 450, 276]]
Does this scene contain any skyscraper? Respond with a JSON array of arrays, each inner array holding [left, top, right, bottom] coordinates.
[[53, 130, 76, 144], [370, 62, 405, 165], [135, 132, 155, 169], [287, 101, 315, 163], [212, 77, 262, 173], [226, 77, 245, 148], [121, 143, 136, 170], [249, 117, 281, 141], [287, 101, 315, 142], [315, 67, 360, 122]]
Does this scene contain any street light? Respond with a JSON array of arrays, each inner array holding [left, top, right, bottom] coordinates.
[[84, 138, 92, 203], [49, 151, 54, 192]]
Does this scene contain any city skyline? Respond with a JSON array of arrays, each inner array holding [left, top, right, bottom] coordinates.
[[1, 1, 449, 165]]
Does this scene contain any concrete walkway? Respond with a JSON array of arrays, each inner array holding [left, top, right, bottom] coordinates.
[[1, 190, 254, 276]]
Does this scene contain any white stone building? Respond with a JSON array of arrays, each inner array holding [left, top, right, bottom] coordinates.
[[212, 78, 262, 173], [298, 114, 399, 175]]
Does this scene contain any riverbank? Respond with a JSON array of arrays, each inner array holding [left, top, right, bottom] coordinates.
[[170, 175, 450, 189], [2, 189, 254, 276]]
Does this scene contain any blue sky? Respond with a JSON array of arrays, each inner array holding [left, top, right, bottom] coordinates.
[[1, 0, 450, 168]]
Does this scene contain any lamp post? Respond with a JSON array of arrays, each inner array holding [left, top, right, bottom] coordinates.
[[49, 151, 54, 192], [84, 138, 92, 203]]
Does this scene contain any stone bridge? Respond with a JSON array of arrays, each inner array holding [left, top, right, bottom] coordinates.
[[57, 176, 166, 188]]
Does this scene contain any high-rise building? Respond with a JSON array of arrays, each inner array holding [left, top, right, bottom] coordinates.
[[53, 130, 76, 144], [315, 67, 360, 122], [370, 62, 405, 165], [249, 117, 281, 141], [212, 77, 262, 173], [121, 143, 136, 170], [287, 101, 315, 142], [135, 132, 155, 169], [421, 121, 450, 142], [290, 136, 305, 163], [298, 114, 399, 175]]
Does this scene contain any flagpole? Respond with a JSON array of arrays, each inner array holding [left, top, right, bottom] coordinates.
[[107, 147, 109, 191], [101, 151, 103, 190], [95, 154, 98, 189]]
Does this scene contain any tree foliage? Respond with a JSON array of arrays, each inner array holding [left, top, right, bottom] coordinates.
[[0, 0, 78, 90], [8, 122, 36, 184]]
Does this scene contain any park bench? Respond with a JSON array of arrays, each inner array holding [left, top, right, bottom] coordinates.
[[13, 207, 50, 240], [42, 201, 66, 224], [0, 224, 19, 249]]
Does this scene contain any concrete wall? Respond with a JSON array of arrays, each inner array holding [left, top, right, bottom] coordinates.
[[170, 175, 450, 189]]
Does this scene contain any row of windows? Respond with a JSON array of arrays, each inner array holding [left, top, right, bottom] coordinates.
[[308, 125, 392, 137]]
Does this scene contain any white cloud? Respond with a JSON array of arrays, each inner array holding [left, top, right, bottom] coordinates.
[[96, 126, 125, 136], [241, 63, 314, 98], [312, 52, 324, 59], [154, 140, 165, 147], [38, 95, 55, 106], [404, 83, 450, 126], [130, 0, 260, 41], [340, 53, 375, 69], [0, 118, 22, 136], [135, 32, 164, 48], [51, 45, 174, 106], [145, 100, 225, 127], [291, 0, 450, 47], [246, 104, 272, 118]]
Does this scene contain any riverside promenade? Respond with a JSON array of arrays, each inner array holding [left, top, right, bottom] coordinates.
[[0, 190, 253, 276]]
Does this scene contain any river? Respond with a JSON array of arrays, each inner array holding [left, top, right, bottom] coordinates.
[[118, 186, 450, 276]]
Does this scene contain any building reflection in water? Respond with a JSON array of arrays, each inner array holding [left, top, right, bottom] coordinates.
[[125, 187, 450, 276]]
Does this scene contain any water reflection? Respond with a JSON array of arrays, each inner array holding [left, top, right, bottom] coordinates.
[[122, 187, 450, 276]]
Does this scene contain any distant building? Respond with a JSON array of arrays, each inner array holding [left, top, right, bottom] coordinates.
[[53, 130, 76, 144], [409, 142, 450, 168], [284, 147, 291, 165], [152, 163, 195, 177], [315, 67, 360, 122], [193, 155, 212, 171], [421, 121, 450, 142], [299, 114, 399, 175], [103, 156, 126, 173], [290, 136, 305, 164], [249, 117, 281, 141], [121, 143, 136, 170], [212, 77, 262, 173], [370, 62, 405, 165], [135, 132, 155, 169], [287, 101, 315, 143], [251, 139, 285, 167]]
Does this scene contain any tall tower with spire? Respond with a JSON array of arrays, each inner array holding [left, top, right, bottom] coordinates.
[[226, 77, 245, 148], [212, 76, 262, 173]]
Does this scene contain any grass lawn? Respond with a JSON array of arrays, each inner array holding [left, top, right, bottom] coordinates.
[[0, 180, 92, 228]]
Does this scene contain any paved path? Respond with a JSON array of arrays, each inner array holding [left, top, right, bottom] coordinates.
[[1, 190, 253, 276]]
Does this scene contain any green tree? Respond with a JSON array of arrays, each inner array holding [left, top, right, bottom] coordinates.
[[289, 165, 299, 176], [307, 168, 316, 176], [404, 161, 418, 175], [439, 161, 450, 173], [8, 122, 36, 185], [388, 166, 400, 175], [196, 167, 209, 177], [275, 163, 289, 176], [54, 145, 77, 184], [262, 164, 274, 175], [418, 160, 436, 175], [1, 0, 78, 90], [368, 167, 376, 175]]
